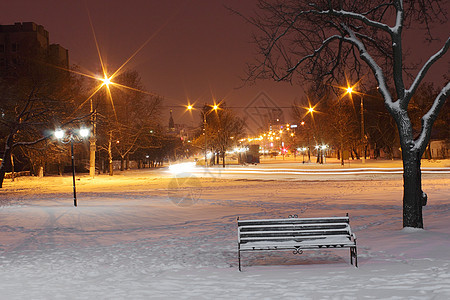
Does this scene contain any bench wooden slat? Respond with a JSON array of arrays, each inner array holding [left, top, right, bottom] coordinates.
[[238, 217, 349, 226], [240, 231, 351, 240], [240, 239, 356, 250], [240, 233, 350, 241], [238, 223, 349, 231]]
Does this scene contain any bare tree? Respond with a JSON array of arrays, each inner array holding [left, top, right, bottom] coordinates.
[[194, 104, 246, 167], [94, 70, 161, 175], [241, 0, 449, 228], [0, 59, 84, 187], [212, 107, 246, 167]]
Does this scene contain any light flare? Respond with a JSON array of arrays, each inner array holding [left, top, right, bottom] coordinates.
[[63, 3, 187, 120]]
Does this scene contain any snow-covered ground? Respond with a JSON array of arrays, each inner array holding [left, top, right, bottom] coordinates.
[[1, 160, 449, 299]]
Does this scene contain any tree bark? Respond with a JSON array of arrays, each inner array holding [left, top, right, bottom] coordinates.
[[402, 148, 427, 228], [108, 134, 114, 176], [0, 134, 14, 188], [10, 153, 15, 182], [120, 157, 125, 171]]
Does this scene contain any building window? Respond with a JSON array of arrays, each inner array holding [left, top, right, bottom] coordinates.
[[12, 43, 19, 52], [0, 44, 5, 53]]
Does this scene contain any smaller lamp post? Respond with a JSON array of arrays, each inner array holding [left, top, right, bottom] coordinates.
[[54, 127, 90, 207], [320, 145, 328, 164], [187, 103, 219, 167], [345, 86, 365, 163]]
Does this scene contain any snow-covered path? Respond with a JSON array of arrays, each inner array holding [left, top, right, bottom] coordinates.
[[1, 167, 449, 299]]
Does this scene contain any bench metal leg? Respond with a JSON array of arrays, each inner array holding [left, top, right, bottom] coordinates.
[[350, 247, 358, 268], [238, 244, 242, 271]]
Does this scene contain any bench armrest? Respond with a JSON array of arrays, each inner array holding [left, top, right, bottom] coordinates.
[[351, 233, 357, 242]]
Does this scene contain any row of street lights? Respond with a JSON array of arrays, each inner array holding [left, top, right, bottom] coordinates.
[[241, 82, 365, 164]]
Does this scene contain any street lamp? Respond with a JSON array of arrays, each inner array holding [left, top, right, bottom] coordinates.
[[302, 106, 316, 163], [187, 103, 219, 166], [54, 127, 90, 207], [345, 85, 365, 163]]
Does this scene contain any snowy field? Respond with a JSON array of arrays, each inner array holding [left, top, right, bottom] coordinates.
[[1, 160, 449, 299]]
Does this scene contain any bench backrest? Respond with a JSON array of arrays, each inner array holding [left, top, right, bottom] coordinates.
[[238, 216, 352, 244]]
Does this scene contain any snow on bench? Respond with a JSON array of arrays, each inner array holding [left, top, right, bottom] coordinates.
[[237, 214, 357, 271]]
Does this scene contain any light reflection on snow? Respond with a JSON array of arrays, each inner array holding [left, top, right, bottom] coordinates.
[[168, 162, 197, 174], [186, 167, 449, 176]]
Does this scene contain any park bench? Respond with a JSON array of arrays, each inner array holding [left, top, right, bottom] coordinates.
[[237, 214, 357, 271]]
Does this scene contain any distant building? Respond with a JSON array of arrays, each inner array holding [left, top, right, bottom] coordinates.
[[0, 22, 69, 75], [168, 109, 175, 132]]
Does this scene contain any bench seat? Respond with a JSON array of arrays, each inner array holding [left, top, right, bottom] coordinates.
[[237, 215, 357, 270]]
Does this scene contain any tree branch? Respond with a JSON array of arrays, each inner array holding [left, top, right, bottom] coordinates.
[[341, 25, 395, 108], [309, 8, 392, 33], [406, 37, 450, 103], [414, 81, 449, 151], [279, 35, 342, 81]]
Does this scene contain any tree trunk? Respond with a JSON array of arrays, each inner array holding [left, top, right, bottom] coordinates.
[[108, 136, 114, 176], [120, 157, 125, 171], [0, 134, 14, 188], [402, 148, 427, 228], [109, 156, 113, 176], [10, 153, 15, 182], [222, 150, 226, 168]]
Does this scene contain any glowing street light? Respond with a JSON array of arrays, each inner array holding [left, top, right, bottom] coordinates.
[[302, 106, 317, 163], [188, 103, 220, 166], [344, 84, 365, 163], [54, 127, 90, 207], [101, 76, 112, 86]]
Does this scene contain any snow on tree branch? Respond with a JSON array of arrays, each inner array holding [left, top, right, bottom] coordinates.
[[341, 24, 394, 106], [414, 81, 450, 151], [309, 8, 392, 33], [406, 37, 450, 102]]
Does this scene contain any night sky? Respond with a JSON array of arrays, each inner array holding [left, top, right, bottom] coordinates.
[[1, 0, 448, 131]]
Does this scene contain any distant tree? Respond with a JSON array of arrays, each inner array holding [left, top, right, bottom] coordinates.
[[212, 108, 246, 167], [291, 84, 360, 164], [93, 70, 161, 175], [328, 98, 360, 162], [0, 58, 84, 187], [364, 88, 399, 159], [194, 104, 246, 167], [242, 0, 449, 228]]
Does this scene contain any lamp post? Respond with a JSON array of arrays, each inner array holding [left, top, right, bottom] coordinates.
[[89, 99, 97, 178], [346, 86, 365, 163], [187, 103, 218, 167], [302, 106, 316, 163], [360, 94, 365, 163], [54, 127, 90, 207]]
